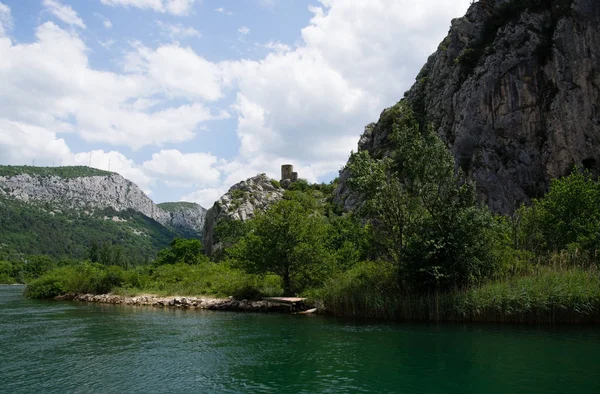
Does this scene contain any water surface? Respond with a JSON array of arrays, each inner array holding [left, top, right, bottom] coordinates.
[[1, 286, 599, 393]]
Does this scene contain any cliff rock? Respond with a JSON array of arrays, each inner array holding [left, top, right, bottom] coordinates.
[[0, 167, 206, 235], [336, 0, 600, 213], [203, 173, 284, 256]]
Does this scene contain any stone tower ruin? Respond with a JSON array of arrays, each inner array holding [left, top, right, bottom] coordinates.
[[280, 164, 299, 189], [281, 164, 294, 181]]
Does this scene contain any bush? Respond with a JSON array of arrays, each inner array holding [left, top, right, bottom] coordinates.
[[25, 272, 65, 298], [513, 170, 600, 265], [309, 261, 400, 319]]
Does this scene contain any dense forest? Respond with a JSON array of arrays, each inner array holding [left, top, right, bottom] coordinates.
[[15, 102, 600, 323], [0, 195, 183, 271]]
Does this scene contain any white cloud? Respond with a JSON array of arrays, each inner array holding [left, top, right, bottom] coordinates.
[[43, 0, 86, 29], [180, 187, 226, 209], [100, 0, 197, 16], [94, 13, 113, 29], [0, 22, 226, 149], [214, 7, 232, 15], [237, 26, 250, 35], [142, 149, 221, 187], [124, 43, 231, 102], [0, 2, 12, 36], [262, 40, 290, 53], [156, 20, 201, 39]]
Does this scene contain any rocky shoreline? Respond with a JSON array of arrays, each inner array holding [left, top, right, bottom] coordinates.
[[57, 293, 301, 313]]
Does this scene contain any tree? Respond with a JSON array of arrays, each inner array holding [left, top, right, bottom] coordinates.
[[347, 101, 499, 290], [154, 238, 207, 266], [230, 196, 332, 295], [518, 169, 600, 262]]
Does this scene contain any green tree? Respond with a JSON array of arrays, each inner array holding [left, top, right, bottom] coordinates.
[[230, 196, 332, 295], [518, 169, 600, 262], [347, 101, 499, 290], [23, 255, 56, 280], [154, 238, 207, 266]]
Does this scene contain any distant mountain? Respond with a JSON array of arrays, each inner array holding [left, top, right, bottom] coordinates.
[[0, 166, 207, 260]]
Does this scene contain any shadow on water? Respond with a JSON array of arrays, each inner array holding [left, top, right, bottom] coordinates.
[[1, 286, 599, 394]]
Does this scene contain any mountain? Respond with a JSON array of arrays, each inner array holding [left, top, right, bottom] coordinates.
[[157, 202, 207, 238], [203, 174, 284, 256], [0, 166, 206, 260], [335, 0, 600, 213]]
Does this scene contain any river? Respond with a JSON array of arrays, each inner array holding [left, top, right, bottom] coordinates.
[[1, 285, 600, 393]]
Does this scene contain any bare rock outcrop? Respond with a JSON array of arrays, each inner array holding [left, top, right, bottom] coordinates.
[[336, 0, 600, 213], [203, 173, 284, 256], [0, 168, 206, 234]]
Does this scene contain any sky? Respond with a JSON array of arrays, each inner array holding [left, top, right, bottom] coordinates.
[[0, 0, 473, 207]]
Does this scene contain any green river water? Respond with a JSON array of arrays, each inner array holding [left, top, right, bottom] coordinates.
[[1, 285, 600, 394]]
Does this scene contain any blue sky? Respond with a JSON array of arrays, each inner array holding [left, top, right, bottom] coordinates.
[[0, 0, 472, 207]]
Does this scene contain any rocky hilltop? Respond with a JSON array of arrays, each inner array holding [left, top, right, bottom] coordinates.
[[336, 0, 600, 213], [203, 174, 284, 256], [0, 166, 206, 235]]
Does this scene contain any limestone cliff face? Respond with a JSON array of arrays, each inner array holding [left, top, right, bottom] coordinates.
[[203, 174, 284, 256], [336, 0, 600, 213], [0, 171, 206, 234], [157, 202, 207, 236]]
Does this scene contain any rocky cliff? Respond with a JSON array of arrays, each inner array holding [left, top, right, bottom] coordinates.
[[203, 174, 284, 256], [335, 0, 600, 213], [157, 202, 207, 237], [0, 166, 206, 235]]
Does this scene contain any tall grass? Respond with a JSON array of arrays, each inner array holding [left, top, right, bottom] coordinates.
[[312, 261, 600, 323], [25, 261, 283, 300]]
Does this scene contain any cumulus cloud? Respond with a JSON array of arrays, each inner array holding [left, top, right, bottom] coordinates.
[[100, 0, 197, 16], [142, 149, 221, 187], [124, 43, 231, 102], [43, 0, 86, 29], [0, 22, 225, 149], [180, 187, 227, 209]]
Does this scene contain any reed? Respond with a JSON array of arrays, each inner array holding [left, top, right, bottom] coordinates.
[[314, 262, 600, 323]]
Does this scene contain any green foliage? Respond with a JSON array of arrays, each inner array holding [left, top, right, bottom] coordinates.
[[457, 267, 600, 322], [213, 219, 250, 251], [230, 194, 333, 295], [0, 260, 20, 284], [512, 170, 600, 264], [0, 165, 113, 179], [347, 102, 500, 290], [25, 262, 126, 298], [156, 202, 201, 211], [26, 261, 283, 300], [269, 179, 281, 189], [230, 189, 247, 200], [22, 255, 57, 281], [287, 179, 309, 192], [153, 238, 207, 266], [309, 260, 400, 319], [0, 196, 178, 264]]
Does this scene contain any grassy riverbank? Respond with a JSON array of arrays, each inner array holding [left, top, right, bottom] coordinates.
[[24, 258, 600, 323], [311, 262, 600, 323], [24, 262, 283, 300]]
